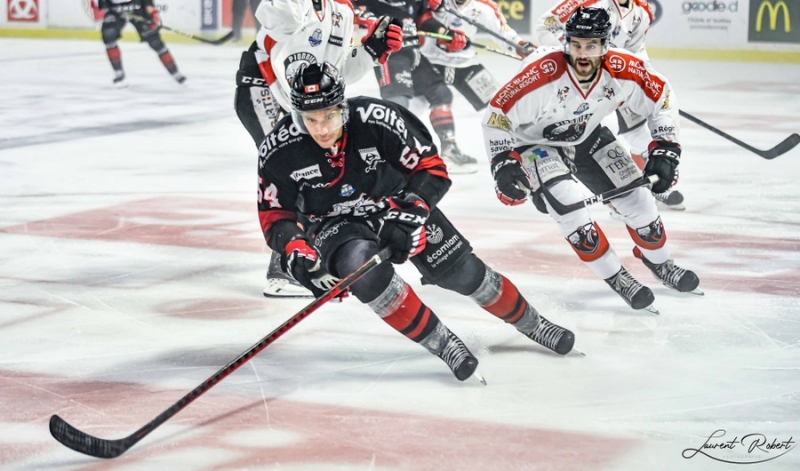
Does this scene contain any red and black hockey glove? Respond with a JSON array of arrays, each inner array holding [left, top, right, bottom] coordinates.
[[437, 28, 467, 52], [281, 238, 339, 297], [363, 16, 404, 64], [491, 153, 531, 206], [378, 195, 430, 264], [645, 141, 681, 194], [147, 8, 162, 30], [516, 40, 536, 58], [427, 0, 443, 10]]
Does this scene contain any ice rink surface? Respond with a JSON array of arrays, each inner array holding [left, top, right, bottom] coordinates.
[[1, 38, 799, 470]]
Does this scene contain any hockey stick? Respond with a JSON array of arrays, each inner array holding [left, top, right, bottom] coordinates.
[[535, 169, 659, 216], [679, 110, 800, 160], [440, 4, 528, 55], [49, 247, 393, 459], [124, 13, 234, 45], [415, 31, 521, 60]]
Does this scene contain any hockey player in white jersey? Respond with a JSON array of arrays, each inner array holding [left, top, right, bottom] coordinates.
[[535, 0, 685, 210], [234, 0, 403, 297], [482, 7, 700, 312]]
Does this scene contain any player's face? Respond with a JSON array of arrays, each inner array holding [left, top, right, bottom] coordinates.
[[568, 38, 603, 80], [300, 107, 345, 149]]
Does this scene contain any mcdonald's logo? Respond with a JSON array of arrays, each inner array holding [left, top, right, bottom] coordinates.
[[756, 0, 790, 32], [749, 0, 799, 43]]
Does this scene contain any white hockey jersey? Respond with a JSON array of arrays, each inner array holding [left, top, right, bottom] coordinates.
[[254, 0, 375, 111], [534, 0, 652, 58], [419, 0, 523, 68], [482, 47, 678, 158]]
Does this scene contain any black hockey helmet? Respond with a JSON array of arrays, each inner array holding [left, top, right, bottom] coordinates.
[[565, 7, 612, 41], [290, 62, 345, 112]]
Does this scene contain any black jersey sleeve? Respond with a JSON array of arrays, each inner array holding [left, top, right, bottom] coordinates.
[[258, 163, 304, 254], [377, 101, 451, 208]]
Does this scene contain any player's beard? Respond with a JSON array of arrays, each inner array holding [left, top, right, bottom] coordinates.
[[569, 55, 602, 82]]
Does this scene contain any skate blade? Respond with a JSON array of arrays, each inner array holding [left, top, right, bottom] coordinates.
[[569, 347, 586, 357], [642, 303, 660, 315], [263, 280, 314, 298], [687, 288, 704, 296], [469, 368, 487, 386]]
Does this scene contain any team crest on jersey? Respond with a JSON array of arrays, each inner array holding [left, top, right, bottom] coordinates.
[[284, 52, 318, 82], [359, 147, 383, 173], [557, 86, 569, 103], [573, 103, 590, 115], [603, 86, 615, 100], [543, 115, 592, 142], [331, 12, 342, 27], [340, 184, 355, 197], [309, 28, 323, 47], [426, 224, 444, 244]]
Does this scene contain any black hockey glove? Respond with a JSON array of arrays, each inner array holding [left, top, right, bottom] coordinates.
[[362, 16, 404, 64], [378, 195, 430, 264], [645, 141, 681, 194], [491, 153, 531, 206], [281, 238, 339, 297]]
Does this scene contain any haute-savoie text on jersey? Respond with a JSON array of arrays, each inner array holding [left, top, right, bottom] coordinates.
[[482, 47, 678, 160]]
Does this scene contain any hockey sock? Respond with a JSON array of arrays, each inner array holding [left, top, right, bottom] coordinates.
[[368, 274, 441, 343], [105, 45, 123, 72], [468, 266, 530, 324], [158, 50, 179, 75], [430, 105, 455, 144]]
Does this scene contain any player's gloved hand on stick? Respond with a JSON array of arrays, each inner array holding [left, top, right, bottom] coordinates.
[[437, 28, 467, 52], [645, 140, 681, 194], [516, 40, 536, 58], [378, 195, 430, 264], [491, 153, 531, 206], [363, 16, 404, 64], [282, 238, 339, 297], [146, 8, 162, 30]]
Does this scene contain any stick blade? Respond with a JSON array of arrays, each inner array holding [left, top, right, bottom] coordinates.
[[50, 415, 132, 459], [761, 133, 800, 160]]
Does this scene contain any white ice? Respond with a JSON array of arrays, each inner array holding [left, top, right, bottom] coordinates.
[[1, 38, 799, 470]]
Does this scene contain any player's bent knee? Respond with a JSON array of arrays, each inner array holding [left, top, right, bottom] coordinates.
[[332, 239, 394, 303], [425, 84, 452, 108], [431, 254, 486, 296]]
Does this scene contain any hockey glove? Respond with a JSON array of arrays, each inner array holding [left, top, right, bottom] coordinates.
[[491, 153, 531, 206], [378, 195, 430, 264], [282, 238, 339, 297], [516, 40, 536, 58], [147, 7, 162, 30], [363, 16, 404, 64], [437, 29, 468, 53], [645, 141, 681, 194], [428, 0, 443, 10]]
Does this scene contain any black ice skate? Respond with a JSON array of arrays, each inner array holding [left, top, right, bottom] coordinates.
[[604, 266, 658, 314], [113, 70, 127, 88], [514, 308, 575, 355], [263, 251, 313, 298], [441, 140, 478, 175], [421, 323, 484, 383], [633, 247, 703, 295], [653, 188, 685, 211]]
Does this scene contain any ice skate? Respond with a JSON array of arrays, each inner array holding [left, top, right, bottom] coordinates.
[[441, 140, 478, 174], [421, 323, 482, 382], [634, 247, 702, 295], [604, 266, 658, 313], [263, 252, 313, 298], [653, 188, 685, 211], [514, 308, 574, 355], [113, 71, 127, 88], [172, 72, 187, 84]]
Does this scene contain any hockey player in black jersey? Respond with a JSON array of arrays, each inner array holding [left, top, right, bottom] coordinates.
[[94, 0, 185, 87], [257, 62, 575, 381]]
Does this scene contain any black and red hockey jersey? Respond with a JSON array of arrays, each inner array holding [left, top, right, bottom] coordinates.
[[257, 96, 450, 253]]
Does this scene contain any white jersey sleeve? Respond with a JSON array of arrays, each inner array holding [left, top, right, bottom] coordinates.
[[256, 0, 307, 39]]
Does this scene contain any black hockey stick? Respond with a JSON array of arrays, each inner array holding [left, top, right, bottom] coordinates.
[[441, 4, 528, 55], [679, 110, 800, 160], [124, 13, 234, 45], [415, 31, 521, 60], [536, 171, 659, 216], [49, 247, 393, 459]]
